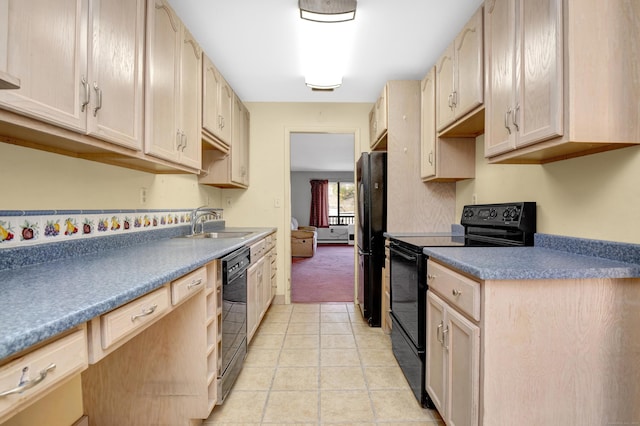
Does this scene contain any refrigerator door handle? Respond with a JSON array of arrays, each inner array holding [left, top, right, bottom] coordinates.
[[358, 249, 370, 256]]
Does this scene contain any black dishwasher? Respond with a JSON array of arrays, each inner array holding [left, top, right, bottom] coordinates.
[[219, 246, 250, 403]]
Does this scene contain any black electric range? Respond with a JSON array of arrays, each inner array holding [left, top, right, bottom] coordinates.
[[387, 202, 536, 408]]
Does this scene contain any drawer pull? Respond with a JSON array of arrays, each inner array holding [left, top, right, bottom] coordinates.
[[0, 363, 56, 397], [131, 304, 158, 322], [427, 274, 436, 281], [187, 278, 203, 290], [452, 289, 463, 297]]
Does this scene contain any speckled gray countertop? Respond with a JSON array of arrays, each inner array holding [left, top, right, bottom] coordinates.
[[422, 234, 640, 280], [0, 227, 274, 360]]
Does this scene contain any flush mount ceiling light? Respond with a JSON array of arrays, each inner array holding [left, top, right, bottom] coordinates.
[[305, 78, 342, 91], [299, 0, 357, 23]]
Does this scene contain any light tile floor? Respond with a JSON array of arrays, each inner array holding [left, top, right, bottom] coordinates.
[[204, 303, 444, 425]]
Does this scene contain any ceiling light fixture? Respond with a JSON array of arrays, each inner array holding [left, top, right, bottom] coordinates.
[[299, 0, 357, 23], [305, 79, 342, 91]]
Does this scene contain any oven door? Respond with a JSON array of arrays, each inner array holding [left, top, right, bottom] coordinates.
[[389, 242, 425, 349]]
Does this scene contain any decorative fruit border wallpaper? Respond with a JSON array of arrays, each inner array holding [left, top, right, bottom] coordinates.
[[0, 209, 222, 249]]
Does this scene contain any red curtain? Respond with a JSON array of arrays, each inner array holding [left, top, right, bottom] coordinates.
[[309, 179, 329, 228]]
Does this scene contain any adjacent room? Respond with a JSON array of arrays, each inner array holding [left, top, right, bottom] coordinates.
[[289, 132, 356, 303]]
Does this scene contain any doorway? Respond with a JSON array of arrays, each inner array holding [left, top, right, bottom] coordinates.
[[289, 131, 356, 303]]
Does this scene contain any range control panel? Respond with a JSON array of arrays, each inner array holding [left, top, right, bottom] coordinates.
[[461, 202, 536, 231]]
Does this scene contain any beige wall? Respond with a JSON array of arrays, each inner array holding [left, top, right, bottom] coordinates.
[[0, 143, 223, 210], [456, 135, 640, 244]]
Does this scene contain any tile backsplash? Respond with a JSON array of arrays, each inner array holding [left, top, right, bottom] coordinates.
[[0, 209, 222, 249]]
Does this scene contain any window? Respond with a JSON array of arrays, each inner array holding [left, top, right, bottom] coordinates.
[[328, 181, 355, 225]]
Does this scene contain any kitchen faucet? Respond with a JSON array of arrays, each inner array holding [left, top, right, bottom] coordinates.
[[190, 206, 220, 235]]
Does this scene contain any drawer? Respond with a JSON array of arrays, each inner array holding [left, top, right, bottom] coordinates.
[[171, 267, 206, 305], [0, 328, 87, 422], [100, 286, 170, 349], [427, 260, 480, 321], [250, 239, 266, 261]]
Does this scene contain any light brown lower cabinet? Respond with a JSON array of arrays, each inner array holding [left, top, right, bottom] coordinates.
[[0, 327, 88, 424], [82, 265, 215, 425], [248, 233, 277, 342], [426, 259, 640, 425]]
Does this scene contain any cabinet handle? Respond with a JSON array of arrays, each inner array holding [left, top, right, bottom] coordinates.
[[442, 326, 449, 350], [452, 289, 462, 297], [427, 273, 436, 281], [504, 109, 512, 134], [176, 130, 183, 151], [512, 104, 520, 131], [131, 304, 158, 322], [436, 321, 443, 345], [187, 278, 203, 290], [0, 364, 56, 397], [452, 91, 458, 108], [448, 93, 453, 109], [428, 151, 434, 166], [93, 83, 102, 117], [181, 133, 187, 152], [81, 76, 90, 112]]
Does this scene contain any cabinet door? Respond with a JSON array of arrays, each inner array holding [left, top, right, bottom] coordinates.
[[436, 44, 455, 132], [426, 291, 446, 414], [0, 0, 19, 89], [179, 29, 202, 169], [374, 86, 388, 142], [261, 249, 273, 315], [368, 107, 377, 147], [202, 56, 224, 144], [454, 7, 484, 119], [0, 0, 88, 132], [420, 68, 436, 180], [87, 0, 144, 150], [247, 260, 261, 342], [231, 95, 246, 186], [515, 0, 563, 148], [218, 77, 234, 145], [144, 0, 180, 163], [446, 306, 480, 426], [484, 0, 517, 157], [240, 104, 250, 186]]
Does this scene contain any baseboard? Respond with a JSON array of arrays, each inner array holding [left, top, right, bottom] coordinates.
[[318, 240, 349, 244]]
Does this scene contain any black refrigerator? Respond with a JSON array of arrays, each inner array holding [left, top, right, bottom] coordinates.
[[356, 152, 387, 327]]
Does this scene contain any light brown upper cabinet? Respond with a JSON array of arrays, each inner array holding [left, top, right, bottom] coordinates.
[[0, 0, 145, 151], [87, 0, 145, 150], [369, 85, 388, 149], [202, 55, 233, 149], [199, 94, 250, 188], [231, 95, 250, 187], [421, 67, 475, 182], [145, 0, 202, 170], [435, 6, 484, 137], [485, 0, 640, 163], [0, 0, 19, 89]]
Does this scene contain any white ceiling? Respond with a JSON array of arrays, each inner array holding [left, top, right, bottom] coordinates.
[[290, 132, 355, 172], [166, 0, 484, 103]]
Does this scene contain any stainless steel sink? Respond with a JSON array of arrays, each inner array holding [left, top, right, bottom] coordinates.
[[179, 231, 252, 239]]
